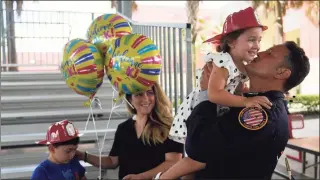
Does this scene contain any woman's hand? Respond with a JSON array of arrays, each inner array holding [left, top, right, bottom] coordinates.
[[122, 173, 146, 180], [75, 150, 85, 161]]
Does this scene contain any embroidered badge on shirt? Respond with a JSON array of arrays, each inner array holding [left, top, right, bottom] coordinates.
[[238, 107, 268, 130]]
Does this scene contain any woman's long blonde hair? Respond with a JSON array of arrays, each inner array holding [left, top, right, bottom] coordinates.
[[126, 82, 173, 145]]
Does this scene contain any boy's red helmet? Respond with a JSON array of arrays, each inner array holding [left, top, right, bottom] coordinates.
[[36, 120, 82, 145]]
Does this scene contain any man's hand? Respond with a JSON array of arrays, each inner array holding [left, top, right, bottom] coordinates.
[[200, 62, 213, 91]]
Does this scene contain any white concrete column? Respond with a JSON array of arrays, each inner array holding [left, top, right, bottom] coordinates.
[[120, 0, 133, 19]]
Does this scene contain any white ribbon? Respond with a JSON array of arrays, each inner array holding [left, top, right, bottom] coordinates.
[[97, 88, 122, 180], [83, 86, 135, 180]]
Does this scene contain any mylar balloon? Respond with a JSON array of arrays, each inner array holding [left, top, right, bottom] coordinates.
[[87, 14, 132, 57], [105, 34, 162, 96], [61, 38, 104, 101]]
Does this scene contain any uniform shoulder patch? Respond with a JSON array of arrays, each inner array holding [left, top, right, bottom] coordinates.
[[238, 107, 268, 130]]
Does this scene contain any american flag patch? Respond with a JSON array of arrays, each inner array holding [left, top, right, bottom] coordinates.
[[238, 107, 268, 130]]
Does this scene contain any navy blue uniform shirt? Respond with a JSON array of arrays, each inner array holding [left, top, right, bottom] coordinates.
[[185, 90, 289, 179]]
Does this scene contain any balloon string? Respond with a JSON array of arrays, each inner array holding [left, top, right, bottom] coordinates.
[[111, 85, 134, 110], [95, 85, 133, 179], [88, 103, 102, 179], [83, 98, 103, 135], [83, 113, 91, 135], [82, 98, 103, 179], [89, 100, 102, 151], [98, 88, 123, 179], [83, 99, 94, 135]]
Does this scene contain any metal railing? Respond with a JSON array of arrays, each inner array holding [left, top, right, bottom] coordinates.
[[129, 20, 193, 112], [1, 7, 193, 177], [0, 8, 193, 113], [0, 9, 100, 69]]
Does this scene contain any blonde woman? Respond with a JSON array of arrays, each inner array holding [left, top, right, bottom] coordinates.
[[76, 83, 183, 180]]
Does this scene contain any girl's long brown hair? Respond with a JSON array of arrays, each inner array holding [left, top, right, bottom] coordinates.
[[126, 82, 173, 145]]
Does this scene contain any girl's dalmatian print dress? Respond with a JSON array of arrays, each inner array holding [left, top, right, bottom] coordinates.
[[169, 52, 249, 144]]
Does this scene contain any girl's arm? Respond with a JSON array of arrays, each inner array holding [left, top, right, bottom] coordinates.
[[207, 63, 247, 107], [208, 65, 272, 109]]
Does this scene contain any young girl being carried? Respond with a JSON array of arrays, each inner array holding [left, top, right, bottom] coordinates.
[[169, 7, 272, 144]]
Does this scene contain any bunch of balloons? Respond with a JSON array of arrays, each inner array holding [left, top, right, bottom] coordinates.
[[61, 14, 162, 104]]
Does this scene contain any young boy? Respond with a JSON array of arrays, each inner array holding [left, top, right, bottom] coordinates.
[[31, 120, 87, 180]]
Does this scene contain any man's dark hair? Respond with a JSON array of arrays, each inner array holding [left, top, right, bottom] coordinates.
[[52, 137, 79, 148], [283, 41, 310, 92], [216, 29, 246, 53]]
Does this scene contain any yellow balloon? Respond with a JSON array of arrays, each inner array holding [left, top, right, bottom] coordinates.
[[105, 34, 162, 95], [61, 39, 104, 99], [87, 14, 132, 57]]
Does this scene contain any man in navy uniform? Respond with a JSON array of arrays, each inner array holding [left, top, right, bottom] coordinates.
[[156, 41, 310, 179]]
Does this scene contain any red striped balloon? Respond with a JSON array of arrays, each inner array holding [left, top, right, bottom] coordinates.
[[61, 38, 104, 101], [87, 14, 132, 58], [105, 34, 162, 96]]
